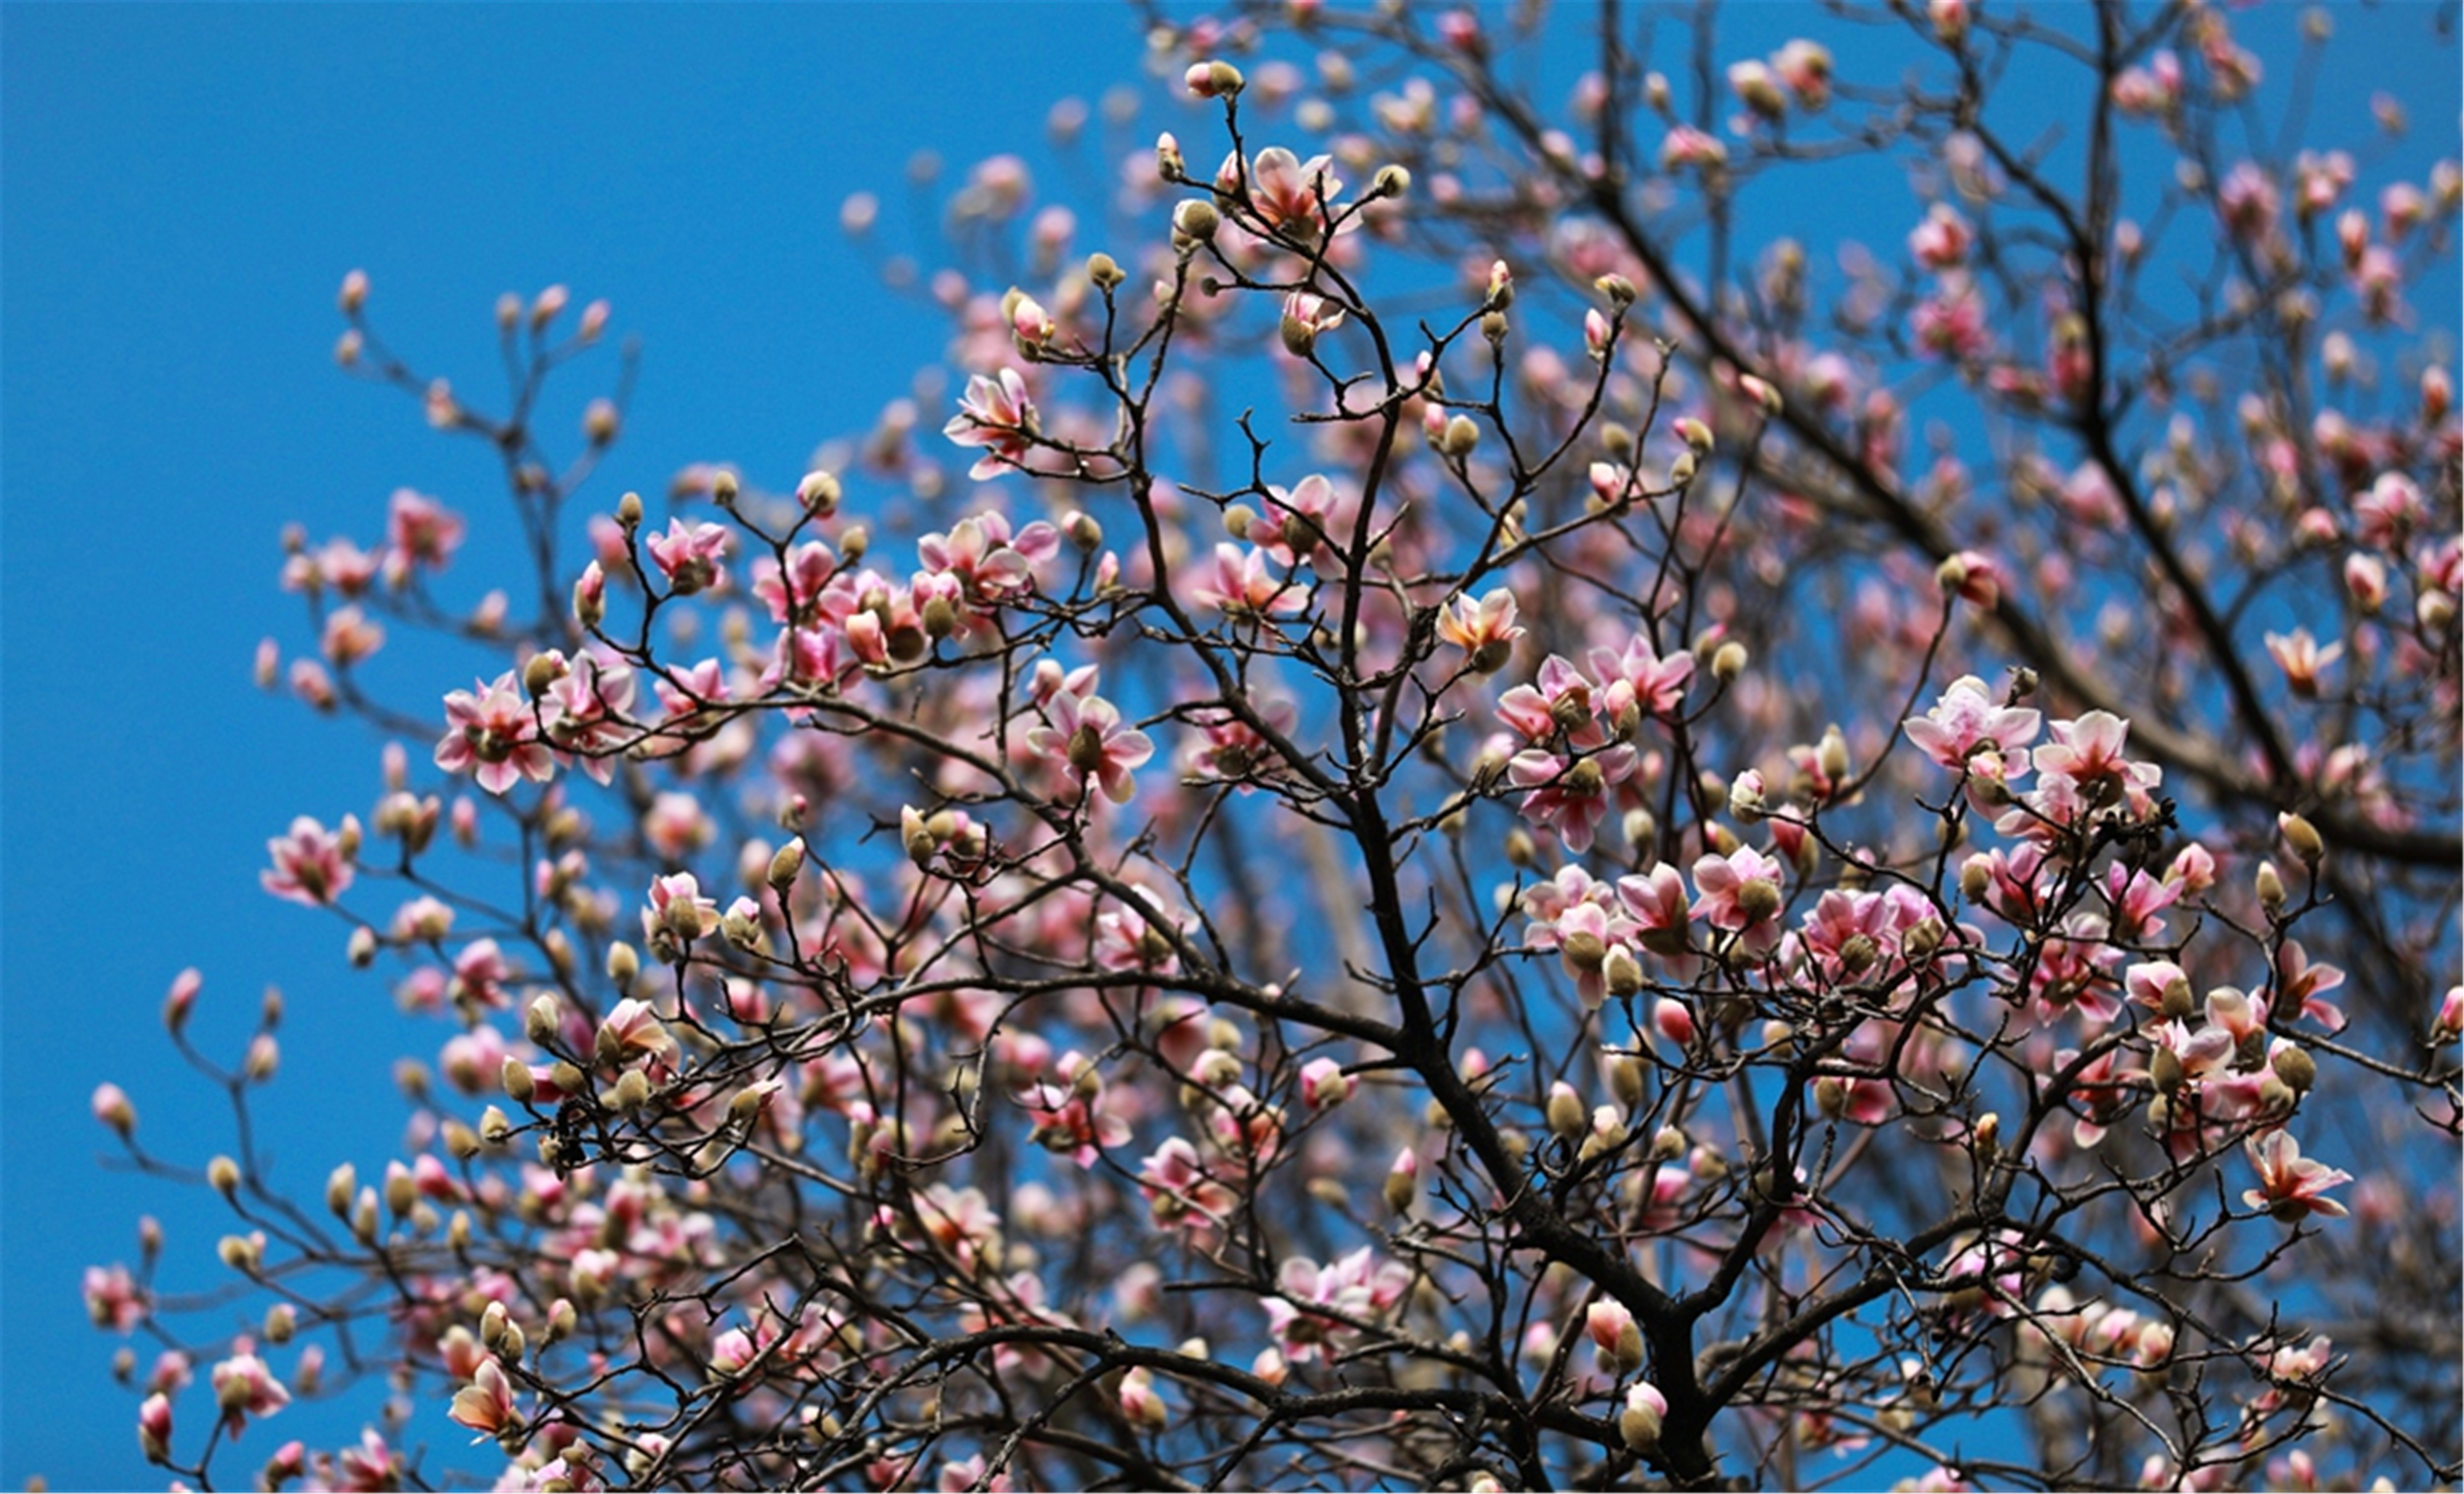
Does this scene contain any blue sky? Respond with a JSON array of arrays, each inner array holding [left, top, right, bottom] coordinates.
[[4, 4, 2457, 1490], [1, 7, 1162, 1484]]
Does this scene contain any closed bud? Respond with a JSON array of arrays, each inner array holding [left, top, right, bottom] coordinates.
[[1439, 414, 1481, 458], [1086, 251, 1125, 291], [1960, 855, 1993, 904], [217, 1234, 261, 1275], [1604, 946, 1645, 999], [1618, 1384, 1665, 1451], [2255, 859, 2287, 912], [326, 1161, 355, 1217], [1546, 1081, 1587, 1139], [1065, 510, 1103, 550], [2271, 1044, 2317, 1093], [2150, 1044, 2184, 1093], [796, 469, 841, 514], [1504, 826, 1538, 867], [1711, 641, 1748, 683], [1372, 163, 1411, 198], [264, 1302, 296, 1345], [1607, 1055, 1647, 1109], [443, 1119, 480, 1159], [480, 1300, 511, 1350], [526, 994, 561, 1046], [347, 925, 378, 968], [2277, 813, 2324, 867], [1736, 878, 1782, 924], [500, 1057, 535, 1103], [479, 1106, 513, 1145], [607, 940, 641, 989], [208, 1155, 241, 1200], [1383, 1148, 1418, 1214], [1815, 1076, 1848, 1118], [616, 491, 644, 529], [1172, 199, 1220, 243], [1595, 274, 1637, 307], [610, 1068, 652, 1113]]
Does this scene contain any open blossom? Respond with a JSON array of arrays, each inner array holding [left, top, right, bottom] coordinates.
[[943, 367, 1039, 479], [1436, 587, 1523, 672], [1263, 1248, 1407, 1362], [644, 518, 731, 596], [435, 671, 555, 794], [2243, 1129, 2353, 1220], [1589, 633, 1694, 726], [1137, 1136, 1237, 1230], [920, 511, 1059, 605], [84, 1264, 147, 1332], [262, 816, 354, 906], [1509, 742, 1635, 853], [211, 1344, 292, 1434], [1904, 675, 2040, 783], [1693, 846, 1786, 956], [643, 872, 721, 953], [446, 1356, 517, 1439], [1221, 145, 1345, 239], [1026, 686, 1153, 805], [1908, 203, 1972, 268], [2263, 627, 2342, 696], [1191, 542, 1302, 615], [385, 488, 464, 573]]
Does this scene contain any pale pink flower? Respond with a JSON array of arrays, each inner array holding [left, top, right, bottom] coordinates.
[[919, 511, 1059, 604], [1908, 203, 1971, 269], [942, 368, 1039, 480], [385, 489, 464, 573], [1026, 687, 1153, 805], [1436, 588, 1523, 672], [211, 1344, 293, 1434], [1692, 845, 1786, 955], [446, 1357, 516, 1438], [642, 872, 720, 952], [84, 1264, 147, 1333], [2243, 1130, 2353, 1220], [1192, 543, 1303, 615], [138, 1393, 173, 1463], [1222, 145, 1345, 240], [644, 518, 731, 596], [435, 672, 554, 795], [1299, 1057, 1354, 1110], [1589, 633, 1694, 726], [1137, 1136, 1237, 1229], [2263, 628, 2341, 696], [262, 817, 354, 906]]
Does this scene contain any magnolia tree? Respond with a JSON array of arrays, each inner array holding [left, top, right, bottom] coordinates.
[[86, 2, 2461, 1490]]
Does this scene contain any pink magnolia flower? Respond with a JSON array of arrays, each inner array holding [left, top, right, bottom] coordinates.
[[2263, 628, 2342, 696], [446, 1356, 517, 1439], [1508, 742, 1636, 853], [642, 872, 720, 954], [1263, 1248, 1407, 1363], [1616, 864, 1694, 960], [1904, 675, 2041, 780], [1589, 633, 1694, 727], [2030, 711, 2158, 800], [1249, 473, 1342, 566], [2243, 1129, 2353, 1220], [1137, 1136, 1237, 1230], [1022, 1055, 1133, 1167], [644, 518, 731, 596], [385, 488, 464, 574], [1222, 145, 1345, 240], [1908, 203, 1972, 269], [1299, 1057, 1354, 1110], [435, 672, 555, 795], [1191, 543, 1303, 615], [1692, 845, 1786, 956], [262, 816, 354, 906], [211, 1344, 293, 1434], [1026, 686, 1153, 805], [919, 511, 1059, 604], [84, 1264, 146, 1333], [138, 1394, 173, 1463], [943, 368, 1039, 480]]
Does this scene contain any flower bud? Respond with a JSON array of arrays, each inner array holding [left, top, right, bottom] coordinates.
[[1172, 199, 1220, 244], [1596, 274, 1638, 308], [2277, 812, 2324, 867], [525, 994, 561, 1046], [2271, 1044, 2317, 1093], [796, 469, 841, 515], [1618, 1382, 1666, 1451], [1547, 1082, 1587, 1139], [1383, 1147, 1419, 1214], [2255, 859, 2287, 912], [1711, 641, 1748, 683], [208, 1155, 241, 1199], [1372, 163, 1412, 198], [500, 1057, 535, 1103], [1439, 415, 1481, 458], [616, 491, 644, 529], [1604, 946, 1645, 999]]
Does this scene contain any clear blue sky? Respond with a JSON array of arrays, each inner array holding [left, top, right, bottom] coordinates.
[[4, 4, 2455, 1490], [1, 7, 1159, 1485]]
